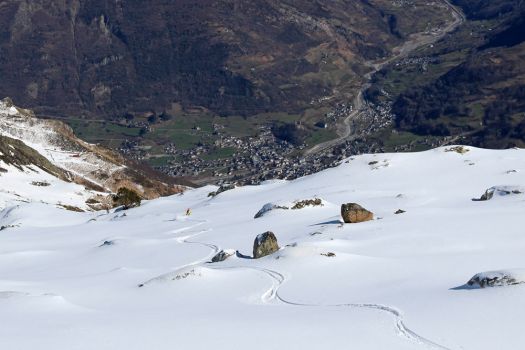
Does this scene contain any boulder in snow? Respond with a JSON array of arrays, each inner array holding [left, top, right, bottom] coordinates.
[[445, 146, 469, 154], [467, 269, 525, 288], [474, 186, 524, 201], [208, 184, 236, 197], [254, 198, 324, 218], [210, 249, 234, 263], [341, 203, 373, 223], [254, 203, 288, 219], [291, 198, 323, 210], [253, 231, 279, 258]]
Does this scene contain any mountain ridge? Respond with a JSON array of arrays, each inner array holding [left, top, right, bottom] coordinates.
[[0, 98, 186, 210]]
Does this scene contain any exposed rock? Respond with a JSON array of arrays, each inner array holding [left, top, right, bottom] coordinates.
[[253, 231, 279, 258], [321, 252, 336, 257], [0, 134, 70, 181], [445, 146, 470, 154], [474, 186, 525, 201], [254, 198, 324, 218], [254, 203, 289, 219], [467, 269, 525, 288], [235, 250, 252, 259], [210, 250, 234, 263], [30, 181, 50, 187], [139, 266, 208, 287], [291, 198, 323, 210], [59, 205, 85, 213], [208, 184, 236, 197], [85, 198, 100, 205], [341, 203, 374, 223], [479, 189, 494, 201], [172, 268, 201, 280], [395, 209, 406, 214]]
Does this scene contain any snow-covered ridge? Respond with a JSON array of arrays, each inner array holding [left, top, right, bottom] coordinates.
[[1, 145, 525, 349], [0, 98, 124, 188], [0, 98, 184, 209]]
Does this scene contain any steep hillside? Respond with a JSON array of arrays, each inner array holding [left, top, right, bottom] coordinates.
[[369, 0, 525, 149], [0, 0, 450, 119], [0, 98, 185, 206], [0, 134, 69, 180], [0, 134, 96, 211]]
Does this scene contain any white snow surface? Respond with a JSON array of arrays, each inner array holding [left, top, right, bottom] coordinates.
[[1, 146, 525, 349], [0, 162, 94, 210]]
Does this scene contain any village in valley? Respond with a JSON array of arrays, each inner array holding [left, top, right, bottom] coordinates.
[[116, 96, 445, 187]]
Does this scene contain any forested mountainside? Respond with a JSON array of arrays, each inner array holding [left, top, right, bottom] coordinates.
[[0, 0, 448, 119], [383, 0, 525, 148]]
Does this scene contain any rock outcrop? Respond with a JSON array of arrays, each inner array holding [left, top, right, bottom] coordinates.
[[253, 231, 279, 258], [254, 198, 324, 218], [341, 203, 374, 223], [474, 186, 524, 201], [467, 269, 525, 288], [445, 146, 470, 154], [208, 184, 236, 198], [291, 198, 323, 210], [210, 250, 234, 263]]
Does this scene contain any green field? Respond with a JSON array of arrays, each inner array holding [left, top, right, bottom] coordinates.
[[65, 105, 343, 168]]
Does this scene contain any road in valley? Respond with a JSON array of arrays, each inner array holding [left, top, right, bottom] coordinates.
[[305, 1, 465, 157]]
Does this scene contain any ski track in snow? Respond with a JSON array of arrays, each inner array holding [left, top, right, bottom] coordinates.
[[139, 220, 219, 287], [171, 220, 220, 260], [151, 220, 453, 350]]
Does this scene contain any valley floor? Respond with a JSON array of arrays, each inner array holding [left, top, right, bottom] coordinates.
[[1, 146, 525, 349]]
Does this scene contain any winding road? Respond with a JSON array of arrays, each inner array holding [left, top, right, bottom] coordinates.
[[305, 0, 465, 157]]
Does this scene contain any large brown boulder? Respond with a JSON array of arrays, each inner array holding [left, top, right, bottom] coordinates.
[[341, 203, 374, 223], [253, 231, 279, 259]]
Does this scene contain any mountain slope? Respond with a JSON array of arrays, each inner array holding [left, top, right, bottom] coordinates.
[[0, 0, 451, 119], [0, 98, 185, 209], [0, 134, 97, 210], [1, 146, 525, 349], [0, 134, 70, 180], [370, 0, 525, 149]]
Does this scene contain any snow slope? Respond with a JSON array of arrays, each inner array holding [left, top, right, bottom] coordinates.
[[0, 98, 184, 200], [0, 162, 94, 210], [1, 146, 525, 349], [0, 98, 124, 189]]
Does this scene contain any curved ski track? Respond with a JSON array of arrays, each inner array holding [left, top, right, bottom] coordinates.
[[142, 219, 454, 350]]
